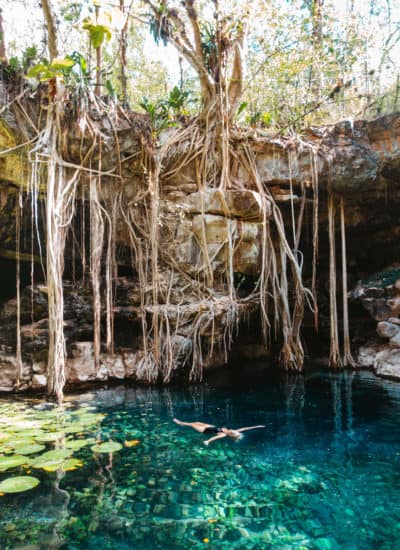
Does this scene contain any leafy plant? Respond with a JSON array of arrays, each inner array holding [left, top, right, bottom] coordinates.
[[200, 22, 217, 74], [148, 5, 171, 46], [82, 18, 112, 49], [139, 96, 169, 129], [61, 2, 85, 23], [163, 86, 194, 116], [247, 111, 272, 128], [105, 79, 117, 99], [140, 87, 195, 130], [26, 57, 75, 82], [22, 46, 38, 70], [25, 51, 90, 86]]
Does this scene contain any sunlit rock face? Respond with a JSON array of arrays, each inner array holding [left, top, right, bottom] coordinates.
[[1, 104, 400, 391], [161, 188, 267, 278]]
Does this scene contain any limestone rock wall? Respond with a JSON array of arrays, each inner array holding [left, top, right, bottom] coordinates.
[[356, 272, 400, 379], [1, 92, 400, 389]]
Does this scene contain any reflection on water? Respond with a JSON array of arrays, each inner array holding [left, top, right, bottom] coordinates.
[[1, 368, 400, 549]]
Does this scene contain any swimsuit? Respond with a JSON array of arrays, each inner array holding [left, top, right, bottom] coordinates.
[[204, 426, 222, 434]]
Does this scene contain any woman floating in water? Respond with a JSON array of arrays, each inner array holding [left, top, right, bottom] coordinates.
[[173, 418, 266, 445]]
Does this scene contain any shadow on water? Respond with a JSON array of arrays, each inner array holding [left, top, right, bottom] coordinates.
[[0, 365, 400, 549]]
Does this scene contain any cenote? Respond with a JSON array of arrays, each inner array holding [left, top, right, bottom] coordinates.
[[0, 367, 400, 550]]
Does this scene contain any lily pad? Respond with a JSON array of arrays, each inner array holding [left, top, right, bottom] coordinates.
[[32, 449, 72, 470], [91, 442, 122, 454], [0, 476, 40, 493], [65, 438, 96, 451], [61, 458, 84, 472], [10, 429, 46, 438], [10, 438, 36, 447], [63, 423, 87, 434], [36, 432, 65, 442], [0, 454, 30, 471], [13, 443, 46, 456], [37, 457, 83, 473]]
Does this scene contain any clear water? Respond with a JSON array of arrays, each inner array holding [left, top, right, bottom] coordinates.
[[1, 367, 400, 549]]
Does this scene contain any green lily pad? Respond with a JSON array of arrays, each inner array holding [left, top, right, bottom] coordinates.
[[61, 458, 84, 472], [0, 476, 40, 493], [32, 449, 72, 470], [10, 429, 46, 438], [37, 457, 83, 473], [91, 442, 122, 454], [0, 432, 11, 443], [63, 423, 87, 434], [13, 443, 46, 456], [65, 438, 96, 451], [0, 454, 30, 471], [36, 432, 65, 442], [10, 437, 36, 447]]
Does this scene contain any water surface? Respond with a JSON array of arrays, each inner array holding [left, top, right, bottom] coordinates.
[[0, 368, 400, 549]]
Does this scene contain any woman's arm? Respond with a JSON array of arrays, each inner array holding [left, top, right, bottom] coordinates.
[[204, 433, 227, 446], [236, 425, 266, 433]]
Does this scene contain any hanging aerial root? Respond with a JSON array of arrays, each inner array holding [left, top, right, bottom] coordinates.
[[328, 193, 342, 369], [45, 111, 80, 401], [340, 197, 355, 367], [236, 141, 316, 371]]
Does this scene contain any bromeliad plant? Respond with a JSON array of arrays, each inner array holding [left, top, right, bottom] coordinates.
[[140, 86, 195, 129]]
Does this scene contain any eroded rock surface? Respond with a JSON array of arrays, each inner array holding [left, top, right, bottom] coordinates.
[[355, 269, 400, 380], [1, 97, 400, 389]]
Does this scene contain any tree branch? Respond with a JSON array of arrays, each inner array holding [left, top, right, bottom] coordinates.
[[183, 1, 206, 68], [142, 0, 214, 104]]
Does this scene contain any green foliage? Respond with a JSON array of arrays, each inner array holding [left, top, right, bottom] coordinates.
[[246, 111, 272, 127], [200, 23, 217, 74], [25, 52, 91, 86], [68, 51, 89, 79], [26, 57, 75, 81], [0, 476, 39, 493], [237, 102, 248, 116], [105, 79, 117, 99], [61, 2, 85, 23], [139, 96, 169, 129], [165, 86, 193, 115], [7, 57, 20, 71], [5, 46, 39, 73], [82, 19, 112, 49], [148, 5, 171, 46], [140, 86, 195, 130], [22, 46, 38, 69]]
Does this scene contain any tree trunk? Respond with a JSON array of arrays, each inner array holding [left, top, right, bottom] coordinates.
[[41, 0, 58, 60], [95, 5, 102, 97], [0, 8, 7, 62], [119, 0, 128, 104]]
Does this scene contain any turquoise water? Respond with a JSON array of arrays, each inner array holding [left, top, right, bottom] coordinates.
[[1, 368, 400, 549]]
